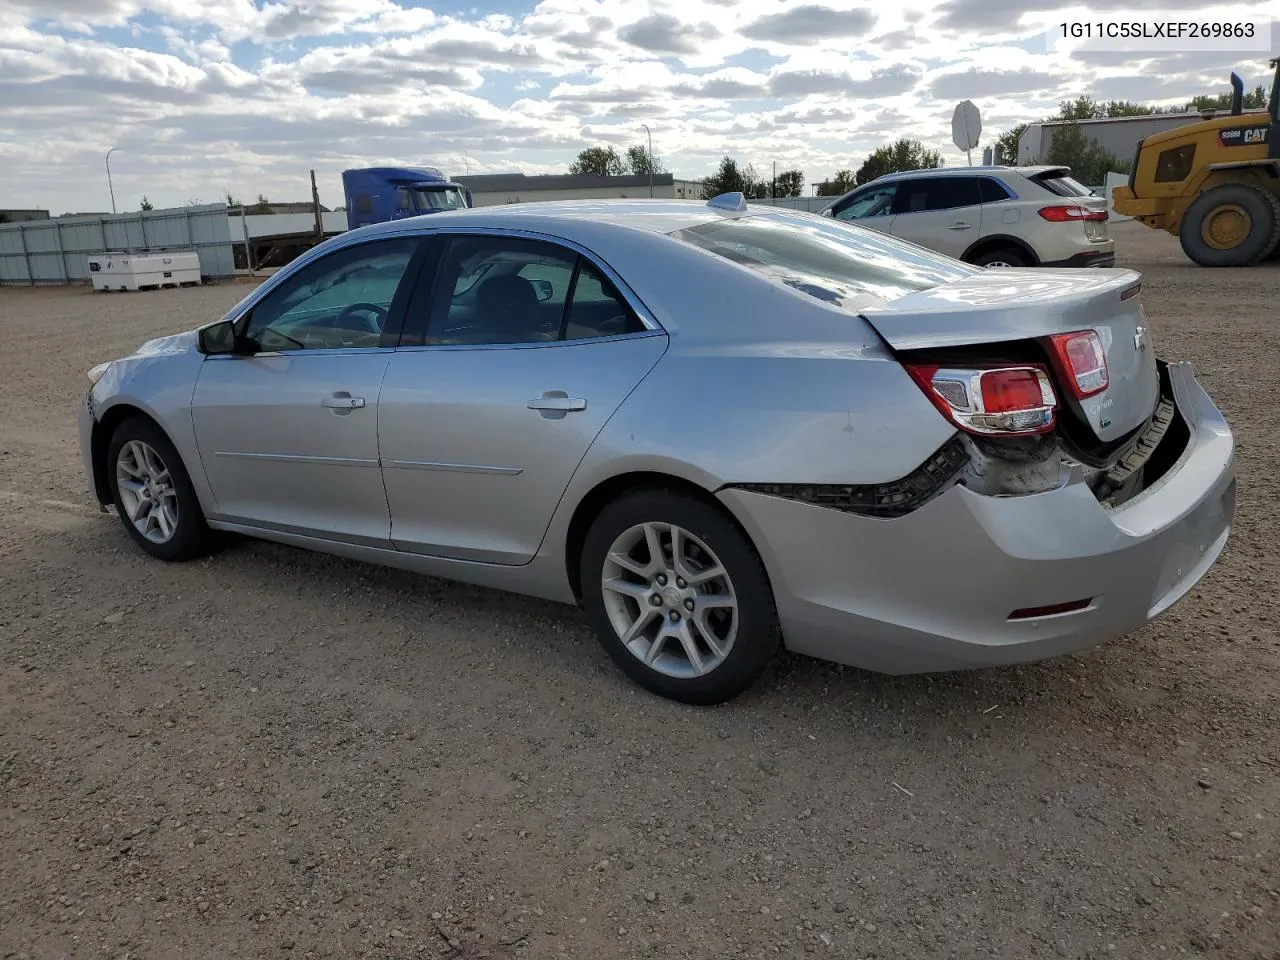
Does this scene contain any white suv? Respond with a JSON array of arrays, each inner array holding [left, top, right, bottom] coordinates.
[[820, 165, 1115, 268]]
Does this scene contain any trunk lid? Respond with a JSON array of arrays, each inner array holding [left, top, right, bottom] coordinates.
[[861, 267, 1159, 444]]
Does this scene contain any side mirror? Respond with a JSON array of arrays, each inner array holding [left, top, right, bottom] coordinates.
[[197, 319, 248, 355], [820, 207, 834, 217], [530, 279, 554, 302]]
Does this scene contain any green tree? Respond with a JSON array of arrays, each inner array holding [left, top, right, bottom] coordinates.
[[699, 156, 767, 199], [570, 146, 625, 176], [1186, 85, 1268, 112], [1045, 122, 1130, 184], [0, 213, 10, 224], [855, 138, 942, 187], [225, 192, 242, 208], [996, 123, 1027, 165], [625, 144, 666, 176], [140, 196, 154, 211], [772, 169, 805, 197], [816, 169, 857, 196], [249, 194, 272, 214]]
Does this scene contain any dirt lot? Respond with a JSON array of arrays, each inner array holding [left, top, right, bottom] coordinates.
[[1, 221, 1278, 960]]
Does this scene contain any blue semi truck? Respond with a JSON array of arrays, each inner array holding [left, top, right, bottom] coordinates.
[[341, 166, 474, 230]]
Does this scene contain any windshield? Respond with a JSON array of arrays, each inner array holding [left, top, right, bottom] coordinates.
[[670, 213, 977, 308], [407, 186, 468, 211]]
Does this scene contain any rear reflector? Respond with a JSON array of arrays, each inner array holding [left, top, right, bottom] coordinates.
[[1047, 330, 1109, 399], [1008, 598, 1093, 620], [1038, 205, 1108, 222], [905, 364, 1057, 437]]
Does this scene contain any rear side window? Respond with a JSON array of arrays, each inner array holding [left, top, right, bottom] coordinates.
[[977, 178, 1014, 202], [891, 177, 981, 214], [1030, 172, 1095, 197], [1154, 145, 1196, 183], [671, 213, 977, 308]]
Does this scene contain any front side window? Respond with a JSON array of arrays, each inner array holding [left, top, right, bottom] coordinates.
[[424, 236, 644, 346], [242, 237, 418, 351], [671, 213, 976, 308], [892, 177, 981, 214], [834, 184, 897, 220]]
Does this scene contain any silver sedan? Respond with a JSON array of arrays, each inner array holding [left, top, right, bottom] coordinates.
[[79, 196, 1237, 704]]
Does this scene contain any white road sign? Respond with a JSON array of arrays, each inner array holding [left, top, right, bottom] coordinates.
[[952, 100, 982, 159]]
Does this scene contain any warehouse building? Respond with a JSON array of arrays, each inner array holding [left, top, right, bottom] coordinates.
[[1016, 108, 1267, 166]]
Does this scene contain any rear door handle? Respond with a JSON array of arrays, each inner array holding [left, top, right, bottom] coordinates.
[[321, 392, 365, 413], [528, 391, 586, 418], [948, 222, 972, 230], [528, 396, 586, 411]]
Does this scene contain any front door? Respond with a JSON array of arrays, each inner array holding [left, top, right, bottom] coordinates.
[[888, 175, 983, 258], [190, 235, 423, 545], [379, 233, 667, 564]]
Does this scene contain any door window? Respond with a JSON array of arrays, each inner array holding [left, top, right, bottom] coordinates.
[[242, 238, 418, 351], [891, 177, 981, 214], [833, 184, 896, 220], [422, 236, 644, 346]]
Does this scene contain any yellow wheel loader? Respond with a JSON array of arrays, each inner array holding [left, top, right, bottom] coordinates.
[[1112, 58, 1280, 266]]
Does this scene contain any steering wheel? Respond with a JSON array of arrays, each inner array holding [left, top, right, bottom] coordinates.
[[336, 302, 389, 334]]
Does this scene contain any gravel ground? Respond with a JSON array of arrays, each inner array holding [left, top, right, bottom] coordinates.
[[1, 221, 1278, 960]]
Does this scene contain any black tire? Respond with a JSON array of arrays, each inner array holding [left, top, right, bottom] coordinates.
[[1178, 182, 1280, 267], [106, 416, 213, 561], [970, 247, 1028, 268], [580, 490, 781, 705]]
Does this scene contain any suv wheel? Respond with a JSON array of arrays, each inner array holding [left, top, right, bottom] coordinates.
[[971, 247, 1028, 268]]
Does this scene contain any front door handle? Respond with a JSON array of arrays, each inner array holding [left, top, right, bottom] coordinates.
[[528, 391, 586, 419], [321, 392, 365, 414]]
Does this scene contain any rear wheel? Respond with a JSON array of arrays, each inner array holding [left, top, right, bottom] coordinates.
[[1179, 182, 1280, 267], [970, 247, 1028, 268], [107, 417, 213, 561], [580, 490, 781, 705]]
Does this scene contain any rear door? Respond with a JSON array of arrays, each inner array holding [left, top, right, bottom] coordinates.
[[888, 176, 983, 257], [378, 232, 668, 564]]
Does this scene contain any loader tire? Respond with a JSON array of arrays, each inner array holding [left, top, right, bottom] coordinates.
[[1179, 182, 1280, 267]]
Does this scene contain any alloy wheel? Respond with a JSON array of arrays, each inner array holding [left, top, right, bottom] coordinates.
[[115, 439, 180, 544], [600, 521, 738, 679]]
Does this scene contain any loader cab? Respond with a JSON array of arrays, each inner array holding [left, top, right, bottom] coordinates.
[[342, 167, 474, 230]]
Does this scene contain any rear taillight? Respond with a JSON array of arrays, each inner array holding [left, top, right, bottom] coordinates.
[[905, 364, 1057, 437], [1048, 330, 1109, 399], [1038, 205, 1108, 222]]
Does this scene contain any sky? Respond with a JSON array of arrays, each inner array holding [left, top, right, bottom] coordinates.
[[1, 0, 1278, 214]]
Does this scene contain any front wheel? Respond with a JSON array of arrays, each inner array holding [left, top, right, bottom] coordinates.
[[107, 417, 213, 561], [580, 490, 781, 705]]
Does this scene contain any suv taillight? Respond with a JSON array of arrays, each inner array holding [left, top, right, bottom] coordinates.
[[905, 364, 1057, 437], [1047, 330, 1109, 399], [1038, 205, 1107, 222]]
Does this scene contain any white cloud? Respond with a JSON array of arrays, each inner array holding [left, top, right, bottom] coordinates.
[[2, 0, 1279, 212]]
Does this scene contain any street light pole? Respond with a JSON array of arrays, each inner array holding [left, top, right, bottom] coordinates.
[[105, 147, 118, 214], [641, 123, 653, 198]]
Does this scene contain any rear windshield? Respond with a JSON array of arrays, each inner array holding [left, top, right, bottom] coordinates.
[[670, 213, 976, 308], [1031, 172, 1095, 197]]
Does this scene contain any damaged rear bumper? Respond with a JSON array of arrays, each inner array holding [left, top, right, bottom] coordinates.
[[717, 360, 1235, 675]]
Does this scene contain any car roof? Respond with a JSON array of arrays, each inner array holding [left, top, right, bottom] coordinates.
[[342, 198, 780, 244], [868, 165, 1070, 183]]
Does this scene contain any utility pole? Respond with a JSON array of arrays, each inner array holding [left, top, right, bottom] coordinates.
[[105, 148, 118, 214], [642, 123, 653, 197], [772, 160, 777, 200], [310, 169, 323, 242]]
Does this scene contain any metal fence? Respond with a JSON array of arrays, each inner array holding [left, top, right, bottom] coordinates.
[[748, 196, 833, 213], [0, 204, 237, 285]]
